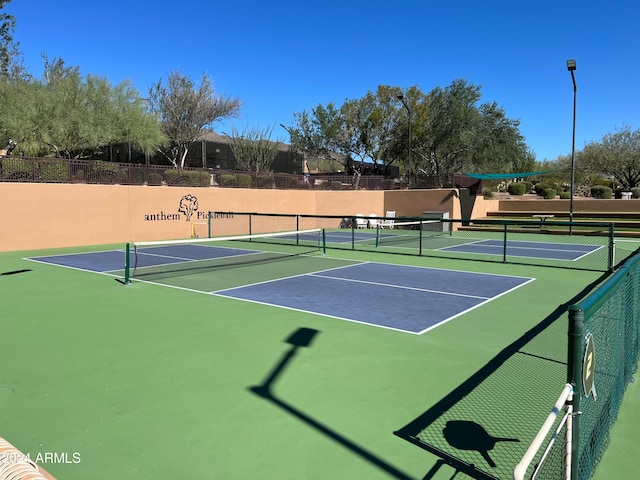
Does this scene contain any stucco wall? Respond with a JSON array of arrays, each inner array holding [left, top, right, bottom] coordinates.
[[1, 183, 461, 252]]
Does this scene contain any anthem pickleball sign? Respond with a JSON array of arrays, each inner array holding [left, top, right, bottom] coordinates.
[[583, 333, 597, 401]]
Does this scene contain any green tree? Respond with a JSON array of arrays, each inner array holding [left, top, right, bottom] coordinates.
[[148, 70, 241, 168], [289, 104, 348, 171], [225, 124, 282, 173], [408, 79, 527, 187], [1, 56, 165, 158], [0, 0, 28, 80], [579, 126, 640, 189], [288, 80, 532, 185], [0, 77, 38, 153]]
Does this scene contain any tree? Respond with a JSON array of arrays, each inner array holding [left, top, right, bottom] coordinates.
[[407, 80, 529, 187], [290, 87, 405, 175], [579, 126, 640, 189], [0, 56, 165, 158], [0, 0, 28, 80], [148, 70, 240, 168], [287, 80, 532, 184], [289, 104, 348, 171], [225, 124, 282, 173]]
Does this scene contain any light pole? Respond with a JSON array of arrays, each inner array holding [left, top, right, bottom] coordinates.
[[567, 59, 577, 235], [397, 94, 412, 188]]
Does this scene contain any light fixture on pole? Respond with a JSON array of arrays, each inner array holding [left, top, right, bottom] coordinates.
[[567, 59, 577, 235], [396, 94, 412, 188]]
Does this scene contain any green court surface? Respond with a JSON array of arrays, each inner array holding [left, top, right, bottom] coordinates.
[[1, 244, 639, 480]]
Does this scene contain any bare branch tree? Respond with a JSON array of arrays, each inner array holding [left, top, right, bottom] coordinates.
[[148, 70, 240, 168], [226, 124, 282, 173]]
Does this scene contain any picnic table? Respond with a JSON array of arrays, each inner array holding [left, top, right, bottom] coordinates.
[[532, 214, 555, 223]]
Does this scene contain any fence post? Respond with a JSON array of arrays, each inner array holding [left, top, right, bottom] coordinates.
[[124, 243, 131, 285], [568, 305, 584, 480]]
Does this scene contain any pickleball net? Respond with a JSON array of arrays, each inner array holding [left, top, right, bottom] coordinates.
[[124, 228, 325, 282], [373, 219, 452, 249]]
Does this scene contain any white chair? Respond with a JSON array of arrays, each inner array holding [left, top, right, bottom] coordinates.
[[381, 210, 396, 229], [355, 213, 368, 229], [368, 214, 379, 228]]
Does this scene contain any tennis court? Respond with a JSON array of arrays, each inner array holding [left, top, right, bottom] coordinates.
[[3, 230, 639, 480], [27, 242, 534, 334], [437, 239, 601, 261]]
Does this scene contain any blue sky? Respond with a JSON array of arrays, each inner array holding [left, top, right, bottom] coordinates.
[[8, 0, 639, 162]]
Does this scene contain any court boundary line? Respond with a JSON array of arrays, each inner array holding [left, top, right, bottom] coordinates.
[[309, 271, 491, 300], [437, 239, 604, 262], [209, 260, 368, 294]]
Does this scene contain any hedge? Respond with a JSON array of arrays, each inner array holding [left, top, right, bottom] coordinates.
[[541, 188, 556, 199], [590, 185, 613, 199], [507, 182, 526, 195], [164, 169, 210, 186]]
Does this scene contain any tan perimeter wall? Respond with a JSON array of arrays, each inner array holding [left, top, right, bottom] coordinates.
[[1, 183, 464, 252]]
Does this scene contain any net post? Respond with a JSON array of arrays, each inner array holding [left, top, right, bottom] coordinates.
[[207, 212, 212, 238], [567, 305, 584, 480], [418, 219, 423, 255], [375, 224, 380, 247], [322, 228, 327, 255], [124, 242, 131, 285], [351, 216, 356, 250], [608, 222, 615, 271], [502, 223, 508, 263]]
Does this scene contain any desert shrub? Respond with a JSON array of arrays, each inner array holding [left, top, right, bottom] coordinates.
[[72, 169, 85, 182], [238, 174, 252, 188], [193, 171, 211, 186], [274, 174, 293, 189], [217, 174, 238, 187], [535, 182, 556, 196], [525, 181, 534, 193], [483, 189, 496, 199], [559, 191, 571, 199], [35, 159, 68, 182], [1, 158, 32, 180], [163, 169, 210, 186], [85, 161, 124, 184], [630, 187, 640, 198], [507, 182, 526, 195], [590, 185, 613, 199], [541, 188, 556, 199], [256, 173, 274, 188], [589, 176, 613, 188], [162, 169, 183, 185], [147, 172, 164, 185], [127, 168, 147, 185]]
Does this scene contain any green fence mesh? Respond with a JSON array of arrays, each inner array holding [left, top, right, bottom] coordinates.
[[568, 251, 640, 480]]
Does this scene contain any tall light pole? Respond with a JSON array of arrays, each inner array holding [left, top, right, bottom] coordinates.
[[397, 94, 412, 188], [567, 60, 577, 235]]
